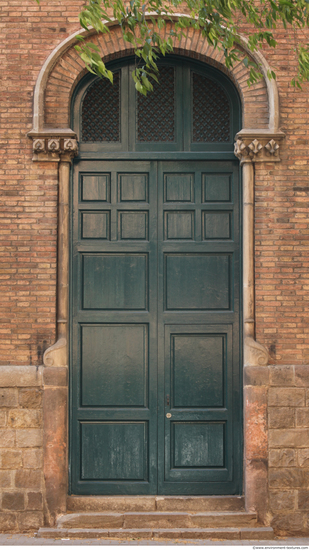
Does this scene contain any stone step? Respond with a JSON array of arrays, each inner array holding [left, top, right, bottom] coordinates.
[[57, 511, 258, 529], [38, 527, 275, 541], [67, 495, 245, 513]]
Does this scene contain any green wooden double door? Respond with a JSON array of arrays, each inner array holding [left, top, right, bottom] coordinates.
[[70, 159, 242, 495]]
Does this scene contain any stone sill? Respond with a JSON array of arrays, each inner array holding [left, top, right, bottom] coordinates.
[[0, 366, 43, 387], [244, 365, 309, 387]]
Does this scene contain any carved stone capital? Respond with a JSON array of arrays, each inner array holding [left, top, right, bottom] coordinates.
[[234, 129, 285, 165], [244, 336, 269, 367], [248, 138, 263, 156], [63, 138, 78, 152], [33, 138, 46, 153], [28, 129, 78, 162], [43, 337, 67, 368], [47, 138, 60, 152], [234, 138, 249, 162]]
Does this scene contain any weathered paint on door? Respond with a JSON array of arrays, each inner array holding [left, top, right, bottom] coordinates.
[[70, 159, 241, 495]]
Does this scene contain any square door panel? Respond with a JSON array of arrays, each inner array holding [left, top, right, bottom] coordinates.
[[165, 254, 230, 310], [81, 212, 110, 239], [203, 174, 231, 202], [203, 212, 232, 240], [118, 174, 148, 202], [164, 211, 194, 240], [81, 324, 148, 407], [164, 173, 194, 202], [80, 422, 148, 480], [172, 422, 225, 468], [171, 334, 224, 407], [82, 253, 147, 310], [81, 174, 111, 202], [119, 211, 148, 240]]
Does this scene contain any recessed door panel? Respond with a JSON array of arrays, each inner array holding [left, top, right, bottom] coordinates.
[[203, 174, 231, 202], [80, 422, 148, 480], [165, 254, 231, 310], [203, 212, 232, 240], [82, 253, 147, 310], [81, 324, 148, 407], [172, 422, 225, 468], [119, 211, 148, 240], [164, 211, 194, 240], [81, 211, 110, 240], [171, 333, 225, 408], [81, 174, 111, 202], [164, 174, 194, 202], [118, 173, 148, 202]]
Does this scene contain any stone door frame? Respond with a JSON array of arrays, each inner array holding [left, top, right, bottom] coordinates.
[[28, 18, 285, 526]]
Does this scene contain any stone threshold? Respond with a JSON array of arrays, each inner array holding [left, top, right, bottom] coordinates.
[[38, 527, 275, 540], [67, 495, 246, 512], [58, 511, 258, 529]]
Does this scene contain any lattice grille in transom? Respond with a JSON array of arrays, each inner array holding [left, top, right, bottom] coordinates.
[[192, 72, 230, 142], [137, 66, 175, 142], [82, 72, 120, 142]]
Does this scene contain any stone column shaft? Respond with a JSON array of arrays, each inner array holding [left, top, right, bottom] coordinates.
[[243, 161, 255, 340], [57, 161, 70, 348]]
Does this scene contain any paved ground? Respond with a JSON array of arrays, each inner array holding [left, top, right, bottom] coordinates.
[[0, 534, 309, 546]]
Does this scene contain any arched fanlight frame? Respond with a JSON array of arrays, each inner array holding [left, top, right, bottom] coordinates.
[[72, 55, 241, 154]]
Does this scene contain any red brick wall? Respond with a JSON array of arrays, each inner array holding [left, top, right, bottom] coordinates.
[[0, 0, 84, 365], [248, 28, 309, 364], [1, 5, 309, 365]]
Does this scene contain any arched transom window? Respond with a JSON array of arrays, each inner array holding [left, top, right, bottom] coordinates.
[[73, 58, 240, 153]]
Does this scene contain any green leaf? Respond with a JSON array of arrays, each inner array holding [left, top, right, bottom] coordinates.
[[80, 52, 93, 64], [54, 0, 309, 93]]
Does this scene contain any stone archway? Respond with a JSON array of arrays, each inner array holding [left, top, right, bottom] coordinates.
[[28, 19, 284, 526]]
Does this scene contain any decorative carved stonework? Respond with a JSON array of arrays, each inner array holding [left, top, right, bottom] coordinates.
[[43, 337, 67, 368], [248, 138, 263, 156], [265, 138, 279, 155], [244, 336, 269, 367], [27, 129, 78, 162], [234, 129, 285, 164], [47, 138, 60, 152], [63, 138, 78, 152], [234, 138, 248, 162], [33, 138, 45, 153]]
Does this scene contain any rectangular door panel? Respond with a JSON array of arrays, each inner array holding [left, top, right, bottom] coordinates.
[[171, 333, 225, 408], [164, 211, 195, 240], [118, 173, 148, 202], [81, 173, 111, 202], [165, 253, 231, 310], [82, 253, 148, 310], [81, 324, 148, 407], [203, 211, 232, 240], [118, 211, 149, 240], [202, 173, 232, 202], [81, 211, 110, 240], [80, 422, 148, 481], [172, 422, 225, 468], [164, 173, 194, 202]]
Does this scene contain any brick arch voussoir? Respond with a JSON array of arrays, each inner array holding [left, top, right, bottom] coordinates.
[[44, 24, 269, 130]]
